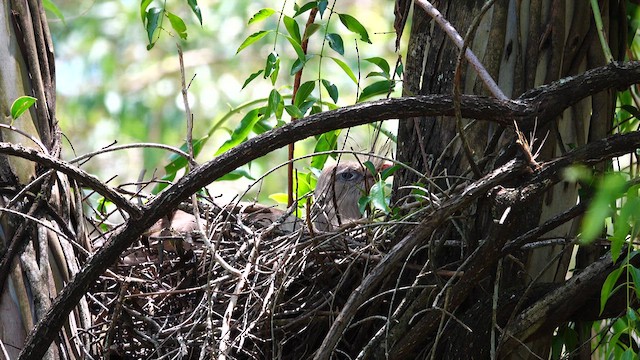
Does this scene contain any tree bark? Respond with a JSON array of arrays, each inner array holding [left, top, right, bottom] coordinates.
[[395, 0, 623, 358], [0, 1, 90, 359]]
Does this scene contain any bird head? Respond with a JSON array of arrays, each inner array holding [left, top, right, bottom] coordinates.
[[312, 159, 392, 231]]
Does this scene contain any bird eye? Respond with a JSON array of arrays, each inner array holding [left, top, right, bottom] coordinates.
[[338, 171, 359, 181]]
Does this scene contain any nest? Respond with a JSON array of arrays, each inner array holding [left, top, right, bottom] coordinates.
[[87, 202, 389, 359]]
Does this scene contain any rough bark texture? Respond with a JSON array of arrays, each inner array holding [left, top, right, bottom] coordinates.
[[0, 1, 90, 359], [395, 1, 623, 358]]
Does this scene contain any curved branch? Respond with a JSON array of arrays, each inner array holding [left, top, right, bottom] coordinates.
[[17, 61, 640, 359], [0, 142, 142, 218]]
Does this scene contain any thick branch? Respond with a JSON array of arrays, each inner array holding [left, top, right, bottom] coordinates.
[[17, 61, 640, 359]]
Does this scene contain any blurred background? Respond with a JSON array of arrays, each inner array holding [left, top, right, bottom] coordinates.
[[47, 0, 402, 206]]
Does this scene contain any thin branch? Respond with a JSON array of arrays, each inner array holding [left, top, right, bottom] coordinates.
[[0, 142, 142, 218]]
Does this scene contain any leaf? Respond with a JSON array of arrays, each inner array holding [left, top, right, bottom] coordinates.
[[10, 96, 37, 120], [326, 33, 344, 55], [215, 108, 261, 155], [303, 23, 322, 41], [284, 105, 303, 118], [248, 8, 276, 25], [358, 80, 394, 102], [43, 0, 65, 24], [145, 7, 163, 49], [265, 89, 283, 119], [267, 54, 280, 85], [269, 193, 289, 204], [140, 0, 153, 21], [237, 30, 271, 54], [311, 130, 339, 169], [364, 57, 391, 76], [298, 99, 316, 116], [363, 161, 377, 176], [241, 69, 264, 89], [263, 51, 279, 79], [338, 13, 371, 43], [294, 1, 317, 17], [294, 81, 315, 108], [218, 168, 255, 181], [187, 0, 203, 25], [285, 36, 305, 61], [164, 137, 206, 173], [600, 266, 624, 314], [331, 57, 358, 84], [580, 172, 627, 245], [290, 54, 314, 76], [283, 16, 302, 45], [369, 181, 391, 213], [322, 79, 338, 103], [629, 265, 640, 300], [381, 164, 400, 180], [166, 12, 187, 40], [317, 0, 328, 17]]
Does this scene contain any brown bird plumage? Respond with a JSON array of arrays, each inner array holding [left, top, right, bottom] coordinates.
[[312, 160, 390, 231]]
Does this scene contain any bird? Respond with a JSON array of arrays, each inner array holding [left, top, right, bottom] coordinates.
[[312, 159, 391, 231]]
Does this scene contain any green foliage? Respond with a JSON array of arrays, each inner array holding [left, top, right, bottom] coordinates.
[[43, 0, 65, 24], [10, 96, 37, 120], [140, 0, 202, 49]]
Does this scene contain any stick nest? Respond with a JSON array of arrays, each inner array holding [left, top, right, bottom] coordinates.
[[87, 202, 389, 359]]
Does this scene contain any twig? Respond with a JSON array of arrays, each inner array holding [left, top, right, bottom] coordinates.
[[414, 0, 507, 100]]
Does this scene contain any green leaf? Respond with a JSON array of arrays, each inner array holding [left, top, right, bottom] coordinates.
[[317, 0, 328, 17], [265, 89, 283, 119], [164, 137, 206, 173], [145, 7, 163, 49], [218, 168, 255, 181], [311, 131, 339, 169], [298, 99, 316, 116], [215, 108, 261, 155], [294, 81, 315, 108], [285, 105, 303, 118], [358, 80, 394, 102], [600, 266, 624, 314], [241, 69, 264, 89], [303, 23, 322, 41], [325, 33, 344, 55], [265, 53, 280, 85], [338, 13, 371, 43], [629, 265, 640, 300], [140, 0, 153, 21], [290, 54, 314, 75], [285, 36, 305, 61], [248, 8, 276, 25], [322, 80, 338, 103], [283, 16, 302, 45], [166, 12, 187, 40], [294, 1, 317, 17], [381, 164, 400, 180], [369, 181, 391, 213], [363, 161, 377, 176], [269, 193, 289, 204], [187, 0, 203, 25], [10, 96, 37, 120], [331, 57, 357, 84], [364, 57, 391, 76], [237, 30, 271, 54], [263, 51, 279, 79], [43, 0, 65, 24], [580, 173, 627, 245]]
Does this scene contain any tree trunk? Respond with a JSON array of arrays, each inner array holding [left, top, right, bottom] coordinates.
[[0, 1, 91, 358], [396, 1, 623, 358]]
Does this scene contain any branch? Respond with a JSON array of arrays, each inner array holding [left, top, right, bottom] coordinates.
[[17, 61, 640, 359], [0, 142, 142, 218]]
